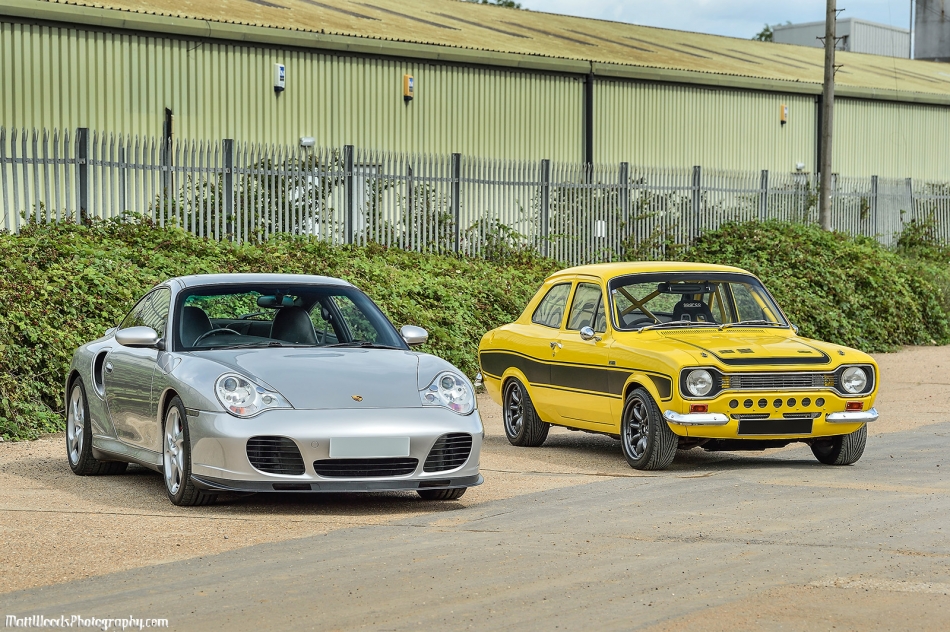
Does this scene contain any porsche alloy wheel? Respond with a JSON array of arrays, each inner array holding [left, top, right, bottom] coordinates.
[[502, 378, 549, 447], [66, 378, 127, 476], [162, 396, 214, 506], [620, 388, 676, 471]]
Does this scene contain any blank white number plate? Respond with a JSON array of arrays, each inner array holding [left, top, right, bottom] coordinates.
[[329, 437, 410, 458]]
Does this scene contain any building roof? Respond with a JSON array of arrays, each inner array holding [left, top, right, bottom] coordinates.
[[8, 0, 950, 104]]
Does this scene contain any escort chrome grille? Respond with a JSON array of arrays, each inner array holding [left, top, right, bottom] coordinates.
[[720, 372, 836, 391]]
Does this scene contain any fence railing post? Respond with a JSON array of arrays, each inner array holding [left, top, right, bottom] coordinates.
[[540, 158, 550, 258], [691, 165, 701, 239], [905, 177, 914, 225], [758, 169, 769, 220], [76, 127, 88, 222], [223, 139, 234, 242], [344, 144, 354, 245], [870, 175, 878, 236], [118, 143, 127, 215], [451, 152, 461, 253]]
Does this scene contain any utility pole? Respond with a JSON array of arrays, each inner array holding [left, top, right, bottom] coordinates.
[[818, 0, 837, 231]]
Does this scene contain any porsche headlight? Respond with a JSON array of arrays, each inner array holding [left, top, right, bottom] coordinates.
[[840, 367, 868, 394], [685, 369, 714, 397], [215, 373, 291, 417], [420, 371, 475, 415]]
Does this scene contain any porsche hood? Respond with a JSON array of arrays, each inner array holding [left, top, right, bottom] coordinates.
[[202, 348, 424, 409]]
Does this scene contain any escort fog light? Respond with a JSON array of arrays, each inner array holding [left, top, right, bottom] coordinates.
[[685, 369, 714, 397], [840, 367, 868, 394], [215, 373, 291, 417], [420, 371, 475, 415]]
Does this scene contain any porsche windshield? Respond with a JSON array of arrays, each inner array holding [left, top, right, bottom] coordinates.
[[609, 273, 788, 331], [175, 284, 406, 351]]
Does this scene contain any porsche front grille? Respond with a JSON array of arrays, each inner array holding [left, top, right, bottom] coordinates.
[[722, 372, 835, 391], [313, 458, 419, 477], [246, 436, 306, 475], [423, 433, 473, 473]]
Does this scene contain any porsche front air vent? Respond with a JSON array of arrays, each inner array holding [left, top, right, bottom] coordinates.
[[246, 436, 306, 475], [313, 458, 418, 477], [423, 433, 473, 472]]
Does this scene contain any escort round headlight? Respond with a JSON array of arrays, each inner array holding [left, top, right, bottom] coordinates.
[[420, 371, 475, 415], [215, 373, 291, 417], [840, 367, 868, 394], [685, 369, 714, 397]]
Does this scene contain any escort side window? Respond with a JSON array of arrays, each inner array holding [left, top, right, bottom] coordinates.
[[566, 283, 607, 333], [531, 283, 572, 329]]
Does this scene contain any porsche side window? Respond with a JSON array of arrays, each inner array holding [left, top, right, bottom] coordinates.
[[531, 283, 572, 329], [566, 283, 606, 333], [332, 295, 380, 342], [119, 288, 170, 338]]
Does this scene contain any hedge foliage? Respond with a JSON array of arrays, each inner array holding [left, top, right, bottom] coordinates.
[[0, 219, 555, 440], [2, 217, 948, 440]]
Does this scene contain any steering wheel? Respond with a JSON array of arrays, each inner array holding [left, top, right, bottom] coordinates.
[[193, 328, 242, 344], [626, 317, 655, 328]]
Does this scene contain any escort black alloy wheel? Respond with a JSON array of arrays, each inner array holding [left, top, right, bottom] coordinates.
[[502, 377, 549, 447], [621, 387, 677, 470]]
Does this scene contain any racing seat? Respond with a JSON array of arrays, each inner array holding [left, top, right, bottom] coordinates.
[[270, 306, 318, 345], [672, 297, 715, 323], [180, 306, 213, 347]]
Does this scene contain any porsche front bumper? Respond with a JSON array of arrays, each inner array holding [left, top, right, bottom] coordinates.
[[186, 406, 484, 493]]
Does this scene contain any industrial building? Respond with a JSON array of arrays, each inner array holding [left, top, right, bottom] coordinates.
[[772, 18, 910, 58], [3, 0, 950, 180]]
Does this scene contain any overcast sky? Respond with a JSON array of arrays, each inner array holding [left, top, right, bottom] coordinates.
[[517, 1, 914, 40]]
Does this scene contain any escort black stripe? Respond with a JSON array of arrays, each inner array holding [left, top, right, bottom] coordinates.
[[479, 350, 673, 401]]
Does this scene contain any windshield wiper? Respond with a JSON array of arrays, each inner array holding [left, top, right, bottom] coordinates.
[[207, 341, 292, 350], [718, 320, 785, 330], [325, 341, 402, 350], [637, 321, 718, 333]]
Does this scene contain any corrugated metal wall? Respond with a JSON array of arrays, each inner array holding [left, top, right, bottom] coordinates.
[[0, 20, 584, 161], [834, 97, 950, 180], [849, 21, 909, 58], [594, 80, 817, 173]]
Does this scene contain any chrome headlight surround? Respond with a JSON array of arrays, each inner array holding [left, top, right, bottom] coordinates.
[[835, 364, 874, 395], [420, 371, 475, 415], [678, 367, 723, 400], [214, 373, 292, 418]]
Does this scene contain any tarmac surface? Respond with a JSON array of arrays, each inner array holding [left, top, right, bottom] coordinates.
[[0, 345, 948, 630]]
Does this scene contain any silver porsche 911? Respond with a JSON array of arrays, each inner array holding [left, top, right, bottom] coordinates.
[[65, 273, 483, 506]]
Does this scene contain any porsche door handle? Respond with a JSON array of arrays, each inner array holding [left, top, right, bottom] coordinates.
[[549, 342, 563, 349], [104, 362, 114, 374]]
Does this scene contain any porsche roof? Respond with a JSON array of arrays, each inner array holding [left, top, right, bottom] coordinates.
[[12, 0, 950, 103], [170, 273, 354, 288]]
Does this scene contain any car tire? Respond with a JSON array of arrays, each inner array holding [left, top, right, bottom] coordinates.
[[620, 388, 677, 471], [162, 396, 215, 506], [811, 425, 867, 465], [502, 378, 549, 447], [417, 487, 467, 501], [66, 378, 128, 476]]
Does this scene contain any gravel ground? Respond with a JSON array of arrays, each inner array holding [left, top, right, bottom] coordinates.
[[0, 345, 945, 595]]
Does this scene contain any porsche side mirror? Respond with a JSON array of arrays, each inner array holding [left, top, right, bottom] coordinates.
[[400, 325, 429, 346], [579, 326, 601, 342], [115, 326, 162, 349]]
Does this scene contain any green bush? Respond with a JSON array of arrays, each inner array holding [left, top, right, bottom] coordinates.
[[683, 220, 950, 351], [0, 218, 555, 440], [2, 217, 949, 441]]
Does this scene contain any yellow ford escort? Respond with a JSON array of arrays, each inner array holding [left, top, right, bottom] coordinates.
[[477, 262, 878, 470]]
